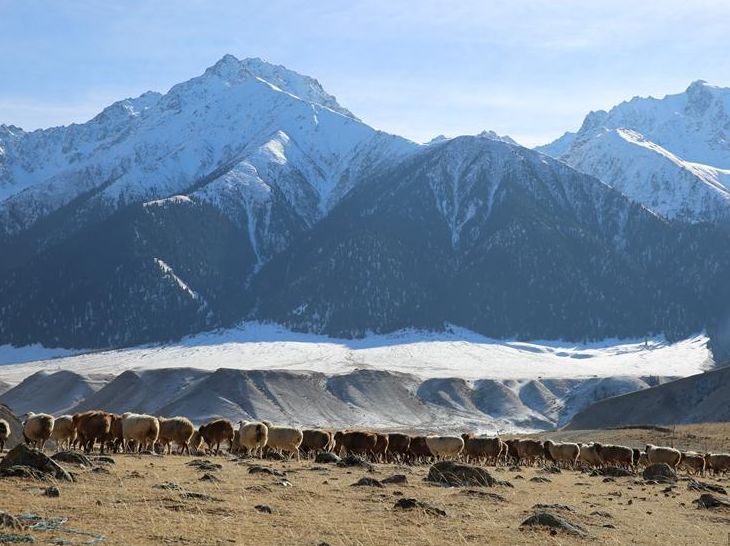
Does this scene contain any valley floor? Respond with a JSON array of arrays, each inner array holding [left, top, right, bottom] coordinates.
[[0, 445, 727, 545]]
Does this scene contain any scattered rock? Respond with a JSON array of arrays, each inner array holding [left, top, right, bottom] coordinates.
[[90, 456, 115, 465], [154, 482, 182, 490], [509, 466, 521, 472], [394, 498, 447, 517], [43, 486, 60, 498], [541, 465, 562, 474], [460, 490, 506, 502], [642, 464, 676, 484], [262, 451, 286, 461], [199, 473, 221, 483], [187, 459, 222, 471], [248, 465, 285, 477], [314, 452, 340, 464], [254, 504, 273, 514], [694, 493, 730, 510], [0, 512, 23, 529], [381, 474, 408, 485], [530, 476, 551, 483], [180, 491, 222, 502], [514, 475, 525, 480], [273, 479, 292, 487], [92, 466, 111, 474], [51, 451, 93, 467], [590, 511, 613, 518], [0, 533, 34, 543], [352, 477, 384, 488], [337, 455, 374, 471], [0, 466, 48, 480], [0, 445, 73, 482], [533, 503, 574, 512], [603, 477, 616, 483], [520, 511, 588, 537], [688, 481, 727, 495], [590, 466, 634, 478], [426, 461, 496, 487]]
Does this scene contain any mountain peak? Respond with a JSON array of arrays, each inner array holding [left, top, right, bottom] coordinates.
[[201, 54, 357, 119]]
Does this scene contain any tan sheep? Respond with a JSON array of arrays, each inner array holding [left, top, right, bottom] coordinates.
[[50, 415, 76, 451], [425, 435, 464, 460], [0, 418, 10, 452], [646, 444, 681, 469], [157, 416, 195, 455], [23, 412, 55, 451], [121, 413, 160, 452], [543, 440, 580, 468], [578, 443, 601, 467], [266, 425, 304, 461], [238, 421, 268, 457]]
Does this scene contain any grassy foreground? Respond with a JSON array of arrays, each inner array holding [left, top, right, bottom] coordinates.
[[0, 447, 728, 545]]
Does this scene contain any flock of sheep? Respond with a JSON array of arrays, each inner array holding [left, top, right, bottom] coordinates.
[[2, 411, 729, 477]]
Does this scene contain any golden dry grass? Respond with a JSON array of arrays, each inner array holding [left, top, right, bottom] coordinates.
[[0, 447, 728, 546]]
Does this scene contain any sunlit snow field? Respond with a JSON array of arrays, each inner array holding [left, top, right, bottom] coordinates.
[[0, 323, 712, 387]]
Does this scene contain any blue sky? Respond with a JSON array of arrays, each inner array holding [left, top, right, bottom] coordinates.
[[1, 0, 729, 146]]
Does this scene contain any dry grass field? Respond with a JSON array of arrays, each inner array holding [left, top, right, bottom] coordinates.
[[0, 439, 729, 545]]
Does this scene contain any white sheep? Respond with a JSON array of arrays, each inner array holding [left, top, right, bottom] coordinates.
[[265, 425, 303, 461], [50, 415, 76, 451], [238, 421, 269, 457], [23, 412, 55, 451], [646, 444, 681, 469], [0, 418, 10, 452], [121, 413, 160, 452], [425, 435, 464, 460]]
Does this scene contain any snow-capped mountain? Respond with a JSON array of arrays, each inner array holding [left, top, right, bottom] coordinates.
[[251, 136, 730, 340], [0, 54, 413, 239], [2, 60, 730, 351], [538, 80, 730, 224]]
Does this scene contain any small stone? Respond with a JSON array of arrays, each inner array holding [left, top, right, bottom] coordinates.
[[352, 477, 384, 488], [254, 504, 273, 514], [44, 486, 60, 498]]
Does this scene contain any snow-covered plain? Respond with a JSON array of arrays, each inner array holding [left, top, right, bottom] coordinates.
[[0, 323, 712, 386]]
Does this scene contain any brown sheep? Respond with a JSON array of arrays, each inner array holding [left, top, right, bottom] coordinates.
[[386, 433, 411, 462], [406, 435, 432, 464], [594, 443, 633, 468], [679, 452, 706, 475], [371, 433, 389, 462], [515, 439, 544, 466], [334, 431, 377, 457], [462, 434, 502, 465], [189, 429, 204, 455], [73, 411, 114, 454], [199, 419, 234, 454], [301, 429, 333, 456]]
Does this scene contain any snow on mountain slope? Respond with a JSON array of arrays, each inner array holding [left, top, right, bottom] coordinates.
[[562, 128, 730, 222], [0, 324, 709, 432], [0, 323, 711, 384], [539, 80, 730, 224], [0, 54, 414, 236]]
